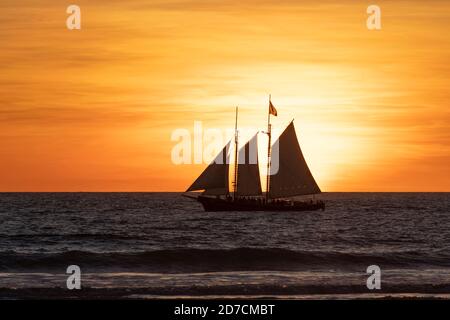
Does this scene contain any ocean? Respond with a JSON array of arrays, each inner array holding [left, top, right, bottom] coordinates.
[[0, 192, 449, 299]]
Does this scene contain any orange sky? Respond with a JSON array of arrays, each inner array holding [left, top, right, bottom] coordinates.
[[0, 0, 449, 192]]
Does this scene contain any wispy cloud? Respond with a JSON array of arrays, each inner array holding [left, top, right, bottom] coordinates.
[[0, 0, 449, 191]]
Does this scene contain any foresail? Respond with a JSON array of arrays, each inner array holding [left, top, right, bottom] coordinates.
[[237, 134, 262, 196], [269, 122, 321, 198], [186, 141, 230, 195]]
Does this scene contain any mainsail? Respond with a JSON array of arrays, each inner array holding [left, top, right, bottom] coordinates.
[[237, 134, 262, 196], [269, 122, 321, 198], [186, 141, 231, 195]]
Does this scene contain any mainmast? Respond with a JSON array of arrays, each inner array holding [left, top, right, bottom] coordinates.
[[266, 95, 272, 201], [233, 106, 239, 200]]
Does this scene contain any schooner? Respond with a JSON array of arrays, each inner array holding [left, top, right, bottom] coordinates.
[[184, 97, 325, 212]]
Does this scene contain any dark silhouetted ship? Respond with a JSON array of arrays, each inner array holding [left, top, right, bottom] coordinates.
[[184, 97, 325, 212]]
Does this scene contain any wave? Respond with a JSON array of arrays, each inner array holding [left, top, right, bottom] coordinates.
[[1, 248, 449, 272], [3, 283, 450, 299], [0, 233, 146, 241]]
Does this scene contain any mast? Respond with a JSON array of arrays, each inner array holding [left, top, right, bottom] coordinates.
[[266, 95, 272, 201], [233, 106, 239, 200]]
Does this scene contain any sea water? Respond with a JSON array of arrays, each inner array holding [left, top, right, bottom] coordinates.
[[0, 192, 449, 299]]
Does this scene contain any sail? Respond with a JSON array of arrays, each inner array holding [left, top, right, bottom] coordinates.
[[269, 122, 321, 198], [186, 141, 230, 195], [237, 134, 262, 196]]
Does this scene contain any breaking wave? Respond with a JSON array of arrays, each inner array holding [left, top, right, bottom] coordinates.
[[1, 247, 449, 272]]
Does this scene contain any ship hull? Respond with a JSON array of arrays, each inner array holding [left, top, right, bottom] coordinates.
[[196, 196, 325, 212]]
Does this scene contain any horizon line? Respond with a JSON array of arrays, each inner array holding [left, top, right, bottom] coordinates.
[[0, 191, 449, 193]]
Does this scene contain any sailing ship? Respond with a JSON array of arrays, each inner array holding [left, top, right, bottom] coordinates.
[[184, 97, 325, 212]]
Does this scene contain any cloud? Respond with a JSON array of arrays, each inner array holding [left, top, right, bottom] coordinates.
[[0, 0, 449, 190]]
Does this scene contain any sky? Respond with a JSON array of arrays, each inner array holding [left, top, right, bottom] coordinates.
[[0, 0, 449, 191]]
